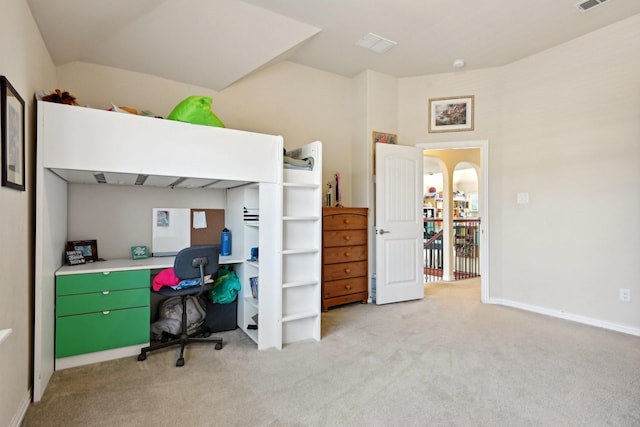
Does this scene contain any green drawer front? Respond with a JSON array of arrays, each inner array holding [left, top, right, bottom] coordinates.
[[57, 288, 149, 316], [57, 270, 150, 295], [56, 306, 150, 358]]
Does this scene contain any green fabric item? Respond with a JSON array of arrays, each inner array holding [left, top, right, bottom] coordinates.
[[208, 266, 241, 304], [167, 96, 225, 128]]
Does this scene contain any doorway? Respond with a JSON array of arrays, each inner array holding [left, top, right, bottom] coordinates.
[[416, 140, 489, 303], [423, 159, 480, 282]]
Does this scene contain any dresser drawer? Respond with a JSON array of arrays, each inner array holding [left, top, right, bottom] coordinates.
[[323, 213, 367, 231], [323, 276, 368, 298], [323, 245, 367, 264], [323, 229, 367, 248], [55, 306, 150, 358], [323, 260, 367, 281], [57, 288, 149, 316], [57, 270, 150, 295]]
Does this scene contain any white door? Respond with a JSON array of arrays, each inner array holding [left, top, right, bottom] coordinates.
[[375, 143, 424, 304]]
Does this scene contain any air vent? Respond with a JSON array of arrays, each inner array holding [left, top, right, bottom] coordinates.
[[355, 33, 397, 54], [575, 0, 608, 12]]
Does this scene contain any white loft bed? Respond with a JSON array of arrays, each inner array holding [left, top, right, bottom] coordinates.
[[33, 101, 291, 401]]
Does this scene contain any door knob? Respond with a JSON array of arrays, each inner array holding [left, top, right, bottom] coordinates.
[[378, 229, 390, 234]]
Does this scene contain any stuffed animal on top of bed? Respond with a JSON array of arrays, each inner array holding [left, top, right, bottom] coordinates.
[[167, 96, 225, 128]]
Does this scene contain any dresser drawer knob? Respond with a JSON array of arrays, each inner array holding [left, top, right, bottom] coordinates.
[[344, 219, 351, 224], [344, 235, 351, 241], [102, 311, 110, 315], [344, 252, 351, 257], [344, 268, 351, 273], [102, 291, 110, 295], [345, 284, 352, 290]]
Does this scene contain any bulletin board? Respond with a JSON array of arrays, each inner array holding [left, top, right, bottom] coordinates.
[[190, 208, 225, 246]]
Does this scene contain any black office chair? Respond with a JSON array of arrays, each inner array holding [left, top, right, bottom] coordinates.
[[138, 245, 223, 366]]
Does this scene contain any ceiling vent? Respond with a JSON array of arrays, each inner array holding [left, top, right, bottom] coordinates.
[[575, 0, 608, 12], [355, 33, 397, 54]]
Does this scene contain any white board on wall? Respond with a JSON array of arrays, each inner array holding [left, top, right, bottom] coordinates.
[[151, 208, 190, 256]]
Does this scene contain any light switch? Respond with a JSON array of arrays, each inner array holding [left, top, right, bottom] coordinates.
[[517, 192, 529, 204]]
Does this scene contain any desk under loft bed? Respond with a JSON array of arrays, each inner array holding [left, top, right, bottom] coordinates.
[[33, 101, 322, 401]]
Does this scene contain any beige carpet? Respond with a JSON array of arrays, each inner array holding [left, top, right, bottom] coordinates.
[[23, 279, 640, 426]]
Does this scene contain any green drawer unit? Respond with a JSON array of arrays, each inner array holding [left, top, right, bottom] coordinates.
[[56, 288, 149, 316], [55, 268, 151, 359], [55, 306, 150, 358], [56, 269, 150, 295]]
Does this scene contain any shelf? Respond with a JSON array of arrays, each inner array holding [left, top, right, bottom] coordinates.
[[245, 260, 259, 269], [282, 311, 319, 323], [282, 249, 318, 255], [283, 280, 319, 289], [283, 182, 320, 189], [283, 216, 320, 221], [244, 296, 258, 310]]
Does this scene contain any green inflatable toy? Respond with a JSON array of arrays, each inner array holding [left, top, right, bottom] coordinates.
[[167, 96, 225, 128]]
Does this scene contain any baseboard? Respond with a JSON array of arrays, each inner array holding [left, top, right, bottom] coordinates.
[[487, 298, 640, 337], [10, 389, 31, 427]]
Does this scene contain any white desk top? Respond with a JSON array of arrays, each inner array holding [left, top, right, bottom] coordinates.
[[56, 255, 243, 275]]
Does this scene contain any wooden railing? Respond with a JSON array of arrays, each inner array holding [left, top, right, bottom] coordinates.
[[424, 218, 480, 282]]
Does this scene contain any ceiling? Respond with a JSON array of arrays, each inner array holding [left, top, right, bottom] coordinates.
[[27, 0, 640, 91]]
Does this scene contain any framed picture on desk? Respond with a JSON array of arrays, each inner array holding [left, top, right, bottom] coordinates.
[[66, 240, 98, 263]]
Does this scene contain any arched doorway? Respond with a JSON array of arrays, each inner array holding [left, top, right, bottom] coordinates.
[[417, 140, 489, 303]]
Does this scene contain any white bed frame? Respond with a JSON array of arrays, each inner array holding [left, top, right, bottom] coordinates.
[[33, 101, 321, 401]]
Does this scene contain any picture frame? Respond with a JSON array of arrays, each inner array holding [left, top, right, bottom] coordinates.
[[1, 76, 26, 191], [66, 240, 99, 263], [428, 95, 474, 133], [372, 131, 397, 174]]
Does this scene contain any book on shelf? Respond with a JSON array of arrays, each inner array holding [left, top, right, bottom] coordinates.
[[249, 276, 259, 299]]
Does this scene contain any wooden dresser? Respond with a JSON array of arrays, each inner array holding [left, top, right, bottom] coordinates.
[[322, 207, 368, 311]]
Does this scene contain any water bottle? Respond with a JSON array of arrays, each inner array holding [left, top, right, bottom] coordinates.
[[221, 227, 231, 256]]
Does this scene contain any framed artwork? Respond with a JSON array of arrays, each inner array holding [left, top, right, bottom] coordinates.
[[66, 240, 99, 263], [428, 95, 474, 133], [1, 76, 25, 191], [372, 131, 397, 174]]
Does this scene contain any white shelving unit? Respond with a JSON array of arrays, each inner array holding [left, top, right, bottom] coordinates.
[[226, 141, 322, 349], [227, 182, 282, 350], [281, 142, 322, 345]]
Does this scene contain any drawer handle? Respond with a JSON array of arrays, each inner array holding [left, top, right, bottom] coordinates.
[[344, 235, 351, 241], [102, 291, 110, 295], [344, 219, 351, 224], [102, 272, 110, 275], [344, 268, 351, 273], [345, 284, 352, 290], [344, 252, 351, 257], [102, 311, 110, 315]]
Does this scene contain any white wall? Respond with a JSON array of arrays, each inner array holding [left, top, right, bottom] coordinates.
[[400, 14, 640, 330], [0, 0, 56, 425]]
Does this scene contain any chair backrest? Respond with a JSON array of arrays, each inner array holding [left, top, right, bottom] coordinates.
[[173, 245, 220, 282]]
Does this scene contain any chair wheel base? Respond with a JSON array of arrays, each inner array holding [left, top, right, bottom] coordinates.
[[137, 352, 147, 361], [176, 357, 184, 367], [215, 342, 223, 350]]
